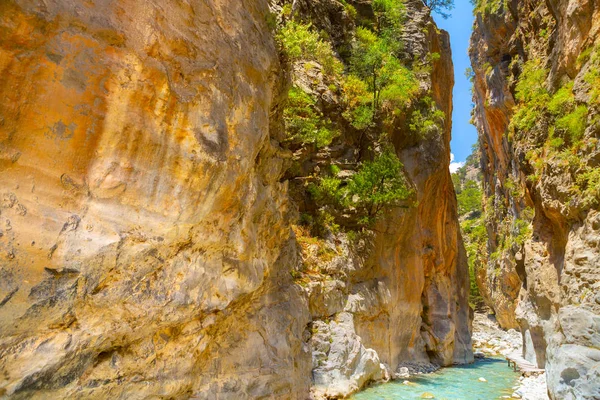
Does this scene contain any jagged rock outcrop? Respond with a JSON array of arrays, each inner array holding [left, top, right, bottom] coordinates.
[[470, 1, 600, 399], [0, 0, 470, 398]]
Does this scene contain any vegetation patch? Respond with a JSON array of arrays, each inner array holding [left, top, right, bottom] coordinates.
[[309, 145, 413, 227], [284, 86, 339, 148], [510, 59, 600, 207], [452, 149, 486, 308]]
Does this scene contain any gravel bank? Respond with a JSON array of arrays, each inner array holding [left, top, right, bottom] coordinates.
[[472, 313, 549, 400]]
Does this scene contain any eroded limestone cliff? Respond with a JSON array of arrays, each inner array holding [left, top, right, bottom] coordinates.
[[470, 1, 600, 398], [0, 0, 470, 398]]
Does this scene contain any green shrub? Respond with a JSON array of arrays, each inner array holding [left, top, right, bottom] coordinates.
[[339, 0, 357, 19], [577, 168, 600, 207], [277, 21, 343, 76], [555, 105, 588, 142], [308, 176, 343, 203], [548, 82, 574, 115], [372, 0, 406, 40], [548, 136, 565, 150], [281, 4, 293, 17], [513, 218, 532, 246], [511, 59, 593, 194], [515, 60, 548, 103], [284, 86, 339, 147], [347, 146, 412, 219], [348, 25, 417, 118], [584, 46, 600, 105], [343, 75, 375, 129], [379, 63, 419, 115], [457, 180, 483, 215], [511, 59, 549, 134], [309, 146, 412, 225], [409, 97, 445, 138]]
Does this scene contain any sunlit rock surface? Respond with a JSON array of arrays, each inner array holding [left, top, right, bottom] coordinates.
[[0, 0, 471, 398]]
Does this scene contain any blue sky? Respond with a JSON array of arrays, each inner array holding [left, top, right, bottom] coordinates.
[[432, 0, 478, 171]]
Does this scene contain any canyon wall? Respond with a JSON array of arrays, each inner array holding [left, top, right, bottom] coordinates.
[[470, 0, 600, 398], [0, 0, 470, 398]]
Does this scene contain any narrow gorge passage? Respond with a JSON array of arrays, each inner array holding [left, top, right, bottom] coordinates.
[[0, 1, 598, 400]]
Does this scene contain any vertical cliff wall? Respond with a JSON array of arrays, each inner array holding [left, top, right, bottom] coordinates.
[[0, 0, 470, 398], [470, 1, 600, 398], [0, 1, 311, 398]]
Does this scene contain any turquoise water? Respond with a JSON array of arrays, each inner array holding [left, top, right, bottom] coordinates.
[[352, 358, 519, 400]]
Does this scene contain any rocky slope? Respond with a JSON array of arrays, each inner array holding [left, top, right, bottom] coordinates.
[[470, 1, 600, 398], [0, 0, 470, 398]]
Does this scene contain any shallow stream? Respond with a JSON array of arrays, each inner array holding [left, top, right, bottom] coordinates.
[[352, 358, 520, 400]]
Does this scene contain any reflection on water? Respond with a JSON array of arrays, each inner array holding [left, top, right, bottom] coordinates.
[[352, 358, 519, 400]]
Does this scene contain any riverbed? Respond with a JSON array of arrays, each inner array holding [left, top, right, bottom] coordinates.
[[351, 357, 520, 400]]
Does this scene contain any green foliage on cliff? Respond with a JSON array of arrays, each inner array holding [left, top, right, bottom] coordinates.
[[511, 59, 600, 208], [277, 21, 343, 76], [342, 0, 429, 129], [452, 149, 486, 308], [512, 60, 589, 144], [276, 1, 433, 237], [347, 25, 418, 123], [584, 46, 600, 105], [422, 0, 455, 19], [338, 0, 358, 19], [511, 59, 549, 133], [409, 96, 446, 138], [284, 86, 339, 147], [457, 180, 483, 215], [470, 0, 505, 15], [348, 146, 412, 221], [578, 168, 600, 207], [372, 0, 406, 38], [309, 146, 412, 226]]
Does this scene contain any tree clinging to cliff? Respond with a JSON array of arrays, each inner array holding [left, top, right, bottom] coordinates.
[[422, 0, 454, 18]]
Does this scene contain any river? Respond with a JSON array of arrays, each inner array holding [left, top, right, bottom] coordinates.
[[351, 357, 520, 400]]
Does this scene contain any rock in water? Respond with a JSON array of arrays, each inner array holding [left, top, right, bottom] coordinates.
[[397, 367, 411, 379]]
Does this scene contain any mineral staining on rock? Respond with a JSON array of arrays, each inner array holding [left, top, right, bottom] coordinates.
[[0, 0, 470, 398], [470, 1, 600, 399], [1, 0, 306, 398]]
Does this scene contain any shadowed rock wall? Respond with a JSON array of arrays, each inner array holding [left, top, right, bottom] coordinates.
[[471, 1, 600, 398]]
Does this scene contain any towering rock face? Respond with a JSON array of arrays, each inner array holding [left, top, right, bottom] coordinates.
[[470, 1, 600, 398], [0, 1, 310, 398], [0, 0, 469, 398]]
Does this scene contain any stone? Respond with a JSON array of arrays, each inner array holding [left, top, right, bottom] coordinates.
[[396, 367, 411, 379], [310, 313, 389, 399]]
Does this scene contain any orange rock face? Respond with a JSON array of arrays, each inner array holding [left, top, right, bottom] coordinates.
[[0, 0, 472, 398], [0, 1, 314, 398]]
